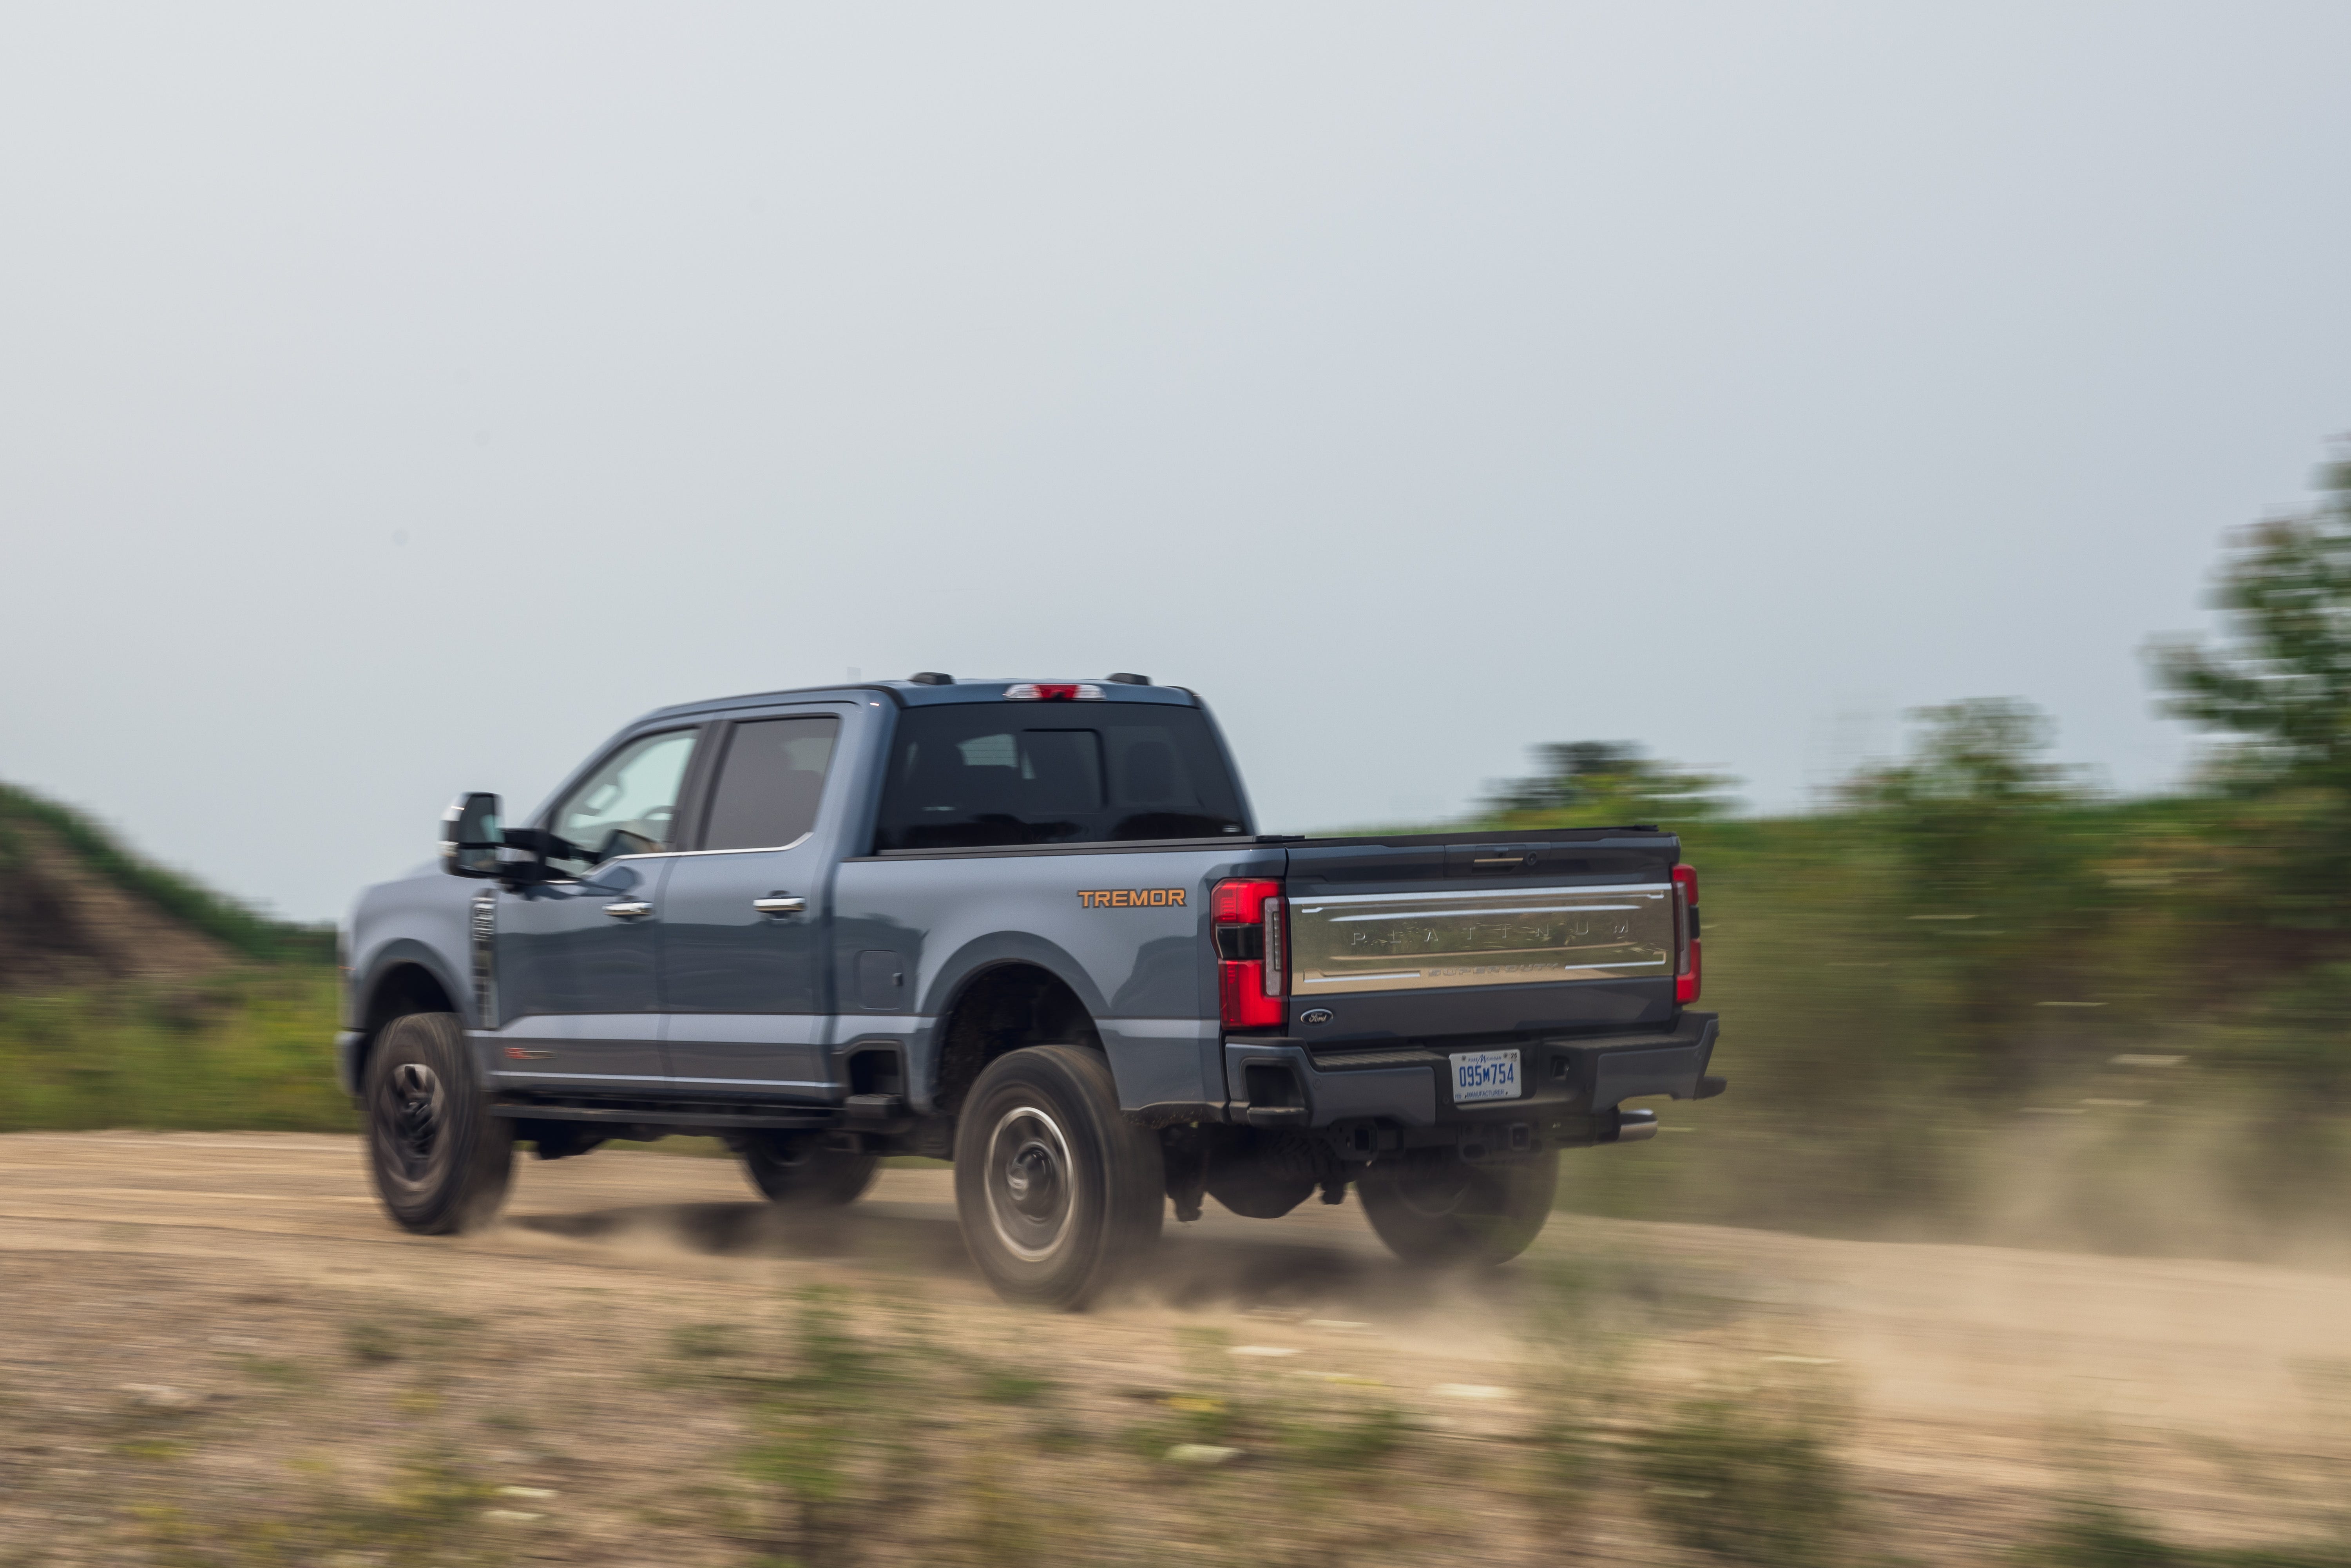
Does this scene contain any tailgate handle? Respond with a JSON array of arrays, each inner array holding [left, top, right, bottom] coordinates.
[[1471, 854, 1530, 870]]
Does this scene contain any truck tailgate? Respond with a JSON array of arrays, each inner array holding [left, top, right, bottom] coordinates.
[[1289, 881, 1674, 994], [1279, 830, 1680, 1043]]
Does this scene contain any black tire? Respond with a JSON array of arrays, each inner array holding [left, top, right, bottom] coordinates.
[[732, 1131, 878, 1206], [363, 1011, 514, 1235], [953, 1045, 1165, 1309], [1357, 1148, 1558, 1267]]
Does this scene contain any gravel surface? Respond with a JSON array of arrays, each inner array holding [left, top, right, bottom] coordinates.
[[2, 1131, 2346, 1565]]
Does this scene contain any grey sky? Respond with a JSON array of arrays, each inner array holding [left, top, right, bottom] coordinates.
[[4, 4, 2348, 922]]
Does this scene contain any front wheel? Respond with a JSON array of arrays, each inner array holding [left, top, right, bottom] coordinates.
[[364, 1011, 514, 1235], [732, 1131, 878, 1206], [1357, 1149, 1558, 1267], [953, 1045, 1165, 1309]]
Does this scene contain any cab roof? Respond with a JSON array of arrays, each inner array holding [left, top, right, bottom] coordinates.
[[640, 675, 1197, 723]]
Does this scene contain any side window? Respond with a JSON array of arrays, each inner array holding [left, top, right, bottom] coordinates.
[[548, 728, 699, 873], [701, 716, 841, 851]]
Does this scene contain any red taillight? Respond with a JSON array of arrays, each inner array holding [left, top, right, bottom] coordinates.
[[1673, 863, 1701, 1004], [1211, 878, 1279, 924], [1219, 965, 1283, 1029], [1213, 877, 1285, 1028]]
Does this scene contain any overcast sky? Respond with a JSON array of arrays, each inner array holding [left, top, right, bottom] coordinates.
[[5, 4, 2349, 922]]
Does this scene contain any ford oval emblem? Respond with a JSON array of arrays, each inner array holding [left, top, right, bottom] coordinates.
[[1300, 1008, 1335, 1026]]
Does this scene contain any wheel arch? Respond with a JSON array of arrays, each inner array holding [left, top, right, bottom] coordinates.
[[916, 931, 1108, 1021], [349, 945, 466, 1098], [927, 956, 1106, 1118]]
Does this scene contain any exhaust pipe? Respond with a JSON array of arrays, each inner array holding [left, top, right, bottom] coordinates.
[[1610, 1108, 1658, 1144]]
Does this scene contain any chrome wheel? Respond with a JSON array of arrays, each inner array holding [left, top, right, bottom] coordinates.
[[985, 1103, 1075, 1263], [953, 1045, 1164, 1309], [378, 1060, 445, 1188]]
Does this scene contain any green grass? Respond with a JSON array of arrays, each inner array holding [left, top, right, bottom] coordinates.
[[0, 969, 350, 1133], [1634, 1395, 1857, 1566], [2026, 1506, 2351, 1568], [134, 1448, 516, 1568]]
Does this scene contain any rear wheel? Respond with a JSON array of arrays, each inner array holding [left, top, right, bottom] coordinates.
[[364, 1011, 514, 1235], [732, 1131, 878, 1206], [1357, 1148, 1558, 1267], [953, 1045, 1164, 1309]]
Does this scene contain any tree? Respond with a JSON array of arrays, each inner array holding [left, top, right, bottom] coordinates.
[[1855, 698, 2079, 808], [2149, 440, 2351, 794], [1849, 699, 2103, 1073], [1479, 741, 1738, 828], [1852, 697, 2086, 892]]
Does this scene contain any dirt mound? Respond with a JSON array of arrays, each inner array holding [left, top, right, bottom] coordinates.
[[0, 818, 239, 990], [0, 784, 326, 990]]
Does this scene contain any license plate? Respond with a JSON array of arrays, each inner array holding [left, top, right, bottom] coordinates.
[[1450, 1048, 1522, 1104]]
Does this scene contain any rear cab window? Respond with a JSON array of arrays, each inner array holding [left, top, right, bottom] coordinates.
[[699, 716, 841, 850], [873, 704, 1248, 851]]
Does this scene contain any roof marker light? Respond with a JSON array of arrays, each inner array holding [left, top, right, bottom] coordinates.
[[1004, 683, 1103, 701]]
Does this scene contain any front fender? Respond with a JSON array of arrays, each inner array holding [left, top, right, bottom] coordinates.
[[344, 939, 475, 1097]]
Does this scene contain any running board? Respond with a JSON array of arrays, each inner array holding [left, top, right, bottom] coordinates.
[[491, 1100, 837, 1130]]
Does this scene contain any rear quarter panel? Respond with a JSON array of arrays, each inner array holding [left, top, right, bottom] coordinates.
[[831, 846, 1279, 1115]]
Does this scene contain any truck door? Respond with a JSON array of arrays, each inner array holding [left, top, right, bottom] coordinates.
[[487, 726, 701, 1093], [656, 712, 842, 1095]]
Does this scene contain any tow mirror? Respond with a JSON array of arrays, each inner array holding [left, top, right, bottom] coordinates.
[[440, 792, 504, 878]]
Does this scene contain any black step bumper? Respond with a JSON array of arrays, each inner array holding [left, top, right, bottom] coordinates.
[[1219, 1011, 1722, 1157]]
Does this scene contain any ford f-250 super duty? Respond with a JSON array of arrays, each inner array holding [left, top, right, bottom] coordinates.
[[340, 674, 1724, 1307]]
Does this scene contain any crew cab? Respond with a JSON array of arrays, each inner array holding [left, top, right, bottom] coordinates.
[[340, 674, 1724, 1307]]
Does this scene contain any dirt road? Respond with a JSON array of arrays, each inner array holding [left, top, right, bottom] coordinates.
[[2, 1132, 2345, 1565]]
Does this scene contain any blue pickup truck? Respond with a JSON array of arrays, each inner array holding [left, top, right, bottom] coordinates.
[[341, 674, 1723, 1307]]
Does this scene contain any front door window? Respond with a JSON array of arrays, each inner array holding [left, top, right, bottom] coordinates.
[[548, 728, 698, 874]]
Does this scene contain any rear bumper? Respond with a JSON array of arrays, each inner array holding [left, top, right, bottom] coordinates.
[[1220, 1010, 1722, 1157]]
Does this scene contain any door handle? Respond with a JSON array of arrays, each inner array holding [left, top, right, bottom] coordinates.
[[601, 901, 655, 919], [752, 896, 806, 916]]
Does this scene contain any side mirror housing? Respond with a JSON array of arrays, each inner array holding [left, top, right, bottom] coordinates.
[[440, 792, 505, 878]]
